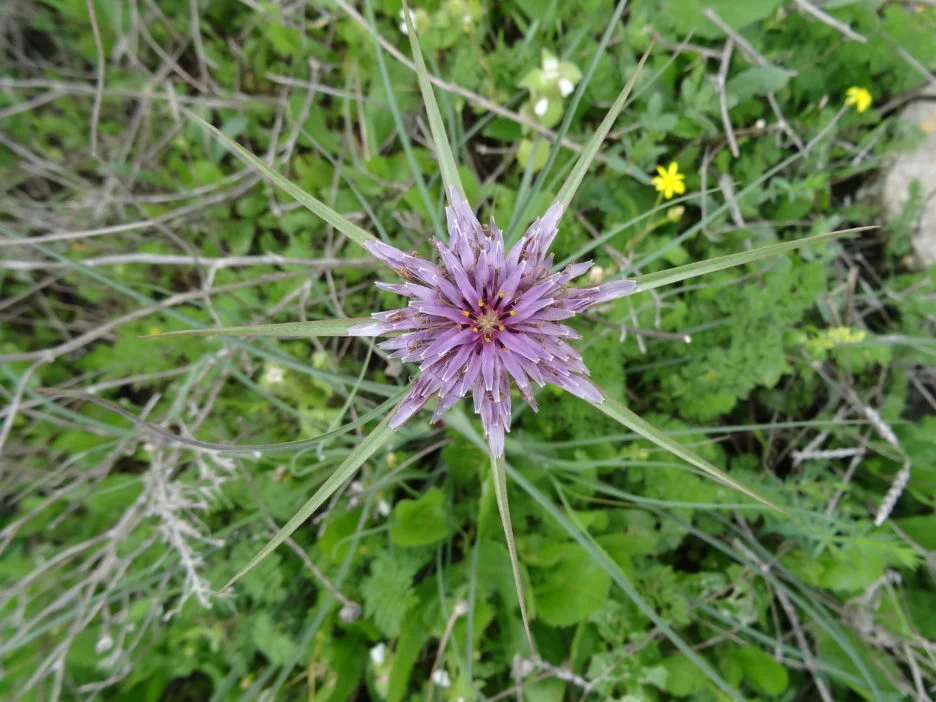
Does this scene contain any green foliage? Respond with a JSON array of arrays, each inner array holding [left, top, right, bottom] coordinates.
[[2, 0, 935, 700], [361, 551, 424, 638], [389, 487, 451, 546]]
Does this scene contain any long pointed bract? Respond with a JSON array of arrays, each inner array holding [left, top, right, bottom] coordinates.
[[400, 0, 465, 204], [143, 318, 372, 339], [633, 226, 874, 292], [554, 41, 655, 213], [221, 411, 396, 591], [190, 114, 377, 248], [591, 388, 786, 514], [491, 454, 536, 655]]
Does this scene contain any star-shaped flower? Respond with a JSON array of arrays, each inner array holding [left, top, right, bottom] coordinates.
[[844, 86, 873, 114], [349, 189, 638, 456], [651, 161, 686, 200]]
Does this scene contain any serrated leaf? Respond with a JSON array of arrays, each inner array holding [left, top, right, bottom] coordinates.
[[533, 543, 611, 627]]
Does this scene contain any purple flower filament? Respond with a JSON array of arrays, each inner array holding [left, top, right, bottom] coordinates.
[[350, 189, 639, 457]]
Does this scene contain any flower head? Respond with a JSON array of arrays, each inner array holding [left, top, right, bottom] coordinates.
[[844, 86, 872, 114], [350, 190, 638, 456], [651, 162, 686, 200]]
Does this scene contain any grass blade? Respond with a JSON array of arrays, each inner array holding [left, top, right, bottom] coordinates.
[[634, 226, 874, 292], [590, 388, 786, 514], [491, 454, 536, 655], [189, 114, 377, 248], [400, 0, 465, 203], [142, 318, 372, 339], [554, 41, 654, 212], [221, 410, 396, 590]]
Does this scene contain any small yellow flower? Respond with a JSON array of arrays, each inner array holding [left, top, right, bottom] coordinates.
[[651, 161, 686, 200], [844, 86, 873, 114]]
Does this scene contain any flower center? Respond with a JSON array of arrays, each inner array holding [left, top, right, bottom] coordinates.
[[476, 309, 502, 336], [465, 304, 509, 342]]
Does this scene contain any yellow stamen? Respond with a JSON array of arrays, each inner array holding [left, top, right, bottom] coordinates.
[[472, 327, 479, 332], [478, 299, 485, 307], [461, 310, 470, 317], [483, 336, 491, 343], [509, 310, 517, 316], [498, 291, 505, 298], [497, 325, 505, 331]]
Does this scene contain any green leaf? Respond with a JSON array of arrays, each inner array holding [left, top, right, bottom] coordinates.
[[400, 0, 464, 204], [252, 612, 298, 667], [389, 487, 451, 546], [319, 508, 364, 562], [555, 42, 654, 213], [733, 647, 789, 696], [894, 514, 936, 550], [633, 226, 872, 293], [727, 66, 793, 102], [361, 551, 421, 637], [663, 653, 709, 697], [143, 318, 372, 339], [533, 543, 612, 627], [188, 114, 376, 248], [590, 389, 785, 513], [221, 410, 396, 590]]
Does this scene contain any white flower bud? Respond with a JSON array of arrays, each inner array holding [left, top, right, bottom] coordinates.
[[558, 78, 574, 97], [534, 98, 549, 117], [370, 643, 387, 665], [430, 669, 451, 688], [543, 57, 559, 78]]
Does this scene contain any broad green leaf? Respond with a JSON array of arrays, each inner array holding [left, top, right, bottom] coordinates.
[[400, 0, 464, 203], [895, 515, 936, 550], [143, 318, 372, 339], [389, 488, 450, 546], [189, 114, 377, 248], [663, 654, 709, 697], [554, 42, 654, 212], [666, 0, 784, 39], [491, 454, 536, 654], [319, 508, 364, 561], [532, 543, 611, 627], [221, 410, 396, 590], [734, 647, 789, 696], [633, 226, 872, 292], [727, 66, 793, 101], [590, 389, 785, 514]]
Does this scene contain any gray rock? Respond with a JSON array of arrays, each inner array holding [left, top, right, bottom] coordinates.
[[882, 89, 936, 268]]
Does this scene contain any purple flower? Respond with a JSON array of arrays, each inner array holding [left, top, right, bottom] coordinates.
[[350, 190, 638, 456]]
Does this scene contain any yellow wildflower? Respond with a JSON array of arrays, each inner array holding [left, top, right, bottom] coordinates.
[[844, 86, 873, 114], [651, 162, 686, 200]]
